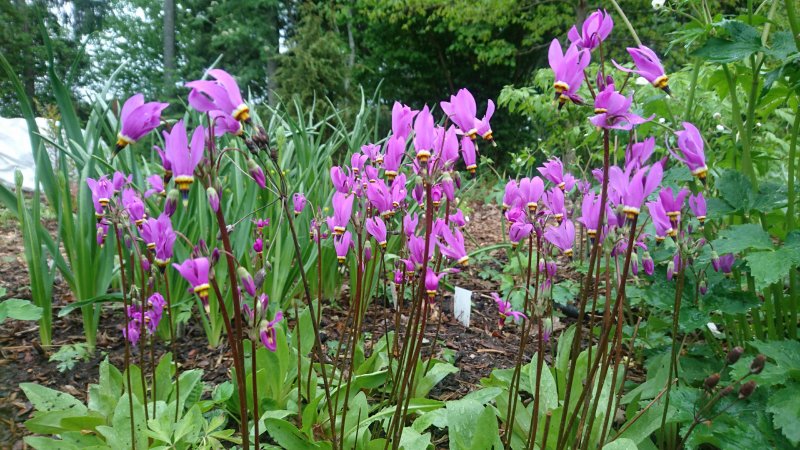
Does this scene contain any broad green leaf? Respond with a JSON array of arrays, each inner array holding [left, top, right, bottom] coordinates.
[[21, 383, 87, 414], [0, 299, 43, 322], [710, 224, 772, 255], [399, 426, 432, 449], [264, 418, 321, 449], [766, 382, 800, 446], [602, 438, 638, 450]]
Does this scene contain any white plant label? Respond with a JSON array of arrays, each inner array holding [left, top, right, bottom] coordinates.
[[453, 287, 472, 327]]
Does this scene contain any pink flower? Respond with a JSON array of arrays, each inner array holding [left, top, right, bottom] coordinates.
[[613, 45, 670, 93], [330, 166, 353, 193], [509, 221, 533, 247], [163, 121, 206, 205], [293, 193, 307, 216], [259, 311, 284, 352], [492, 292, 526, 328], [403, 213, 419, 236], [334, 231, 353, 264], [519, 177, 545, 212], [538, 158, 576, 191], [144, 174, 165, 198], [548, 39, 591, 106], [579, 191, 601, 238], [366, 216, 388, 248], [186, 69, 250, 121], [384, 135, 406, 181], [329, 192, 354, 235], [689, 193, 707, 224], [503, 180, 520, 211], [116, 94, 169, 153], [173, 257, 211, 310], [589, 85, 652, 130], [568, 9, 614, 50], [671, 122, 708, 180], [414, 105, 435, 163], [86, 175, 114, 217], [625, 137, 655, 170], [461, 136, 477, 173], [122, 188, 146, 226], [646, 200, 674, 241], [436, 224, 469, 266], [392, 102, 417, 139], [544, 219, 575, 257], [658, 187, 689, 223], [545, 187, 566, 222], [425, 268, 441, 299]]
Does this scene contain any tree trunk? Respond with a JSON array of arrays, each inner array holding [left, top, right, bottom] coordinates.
[[163, 0, 176, 97], [344, 6, 356, 93]]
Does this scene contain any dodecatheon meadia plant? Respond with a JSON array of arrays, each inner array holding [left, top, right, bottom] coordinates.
[[613, 45, 671, 94], [144, 293, 166, 334], [330, 166, 354, 193], [334, 231, 353, 264], [589, 85, 653, 130], [151, 216, 176, 267], [545, 187, 567, 222], [689, 192, 707, 225], [173, 256, 212, 311], [351, 152, 369, 175], [502, 179, 520, 211], [144, 174, 165, 198], [383, 135, 406, 181], [390, 174, 407, 208], [646, 200, 675, 242], [413, 105, 435, 163], [491, 292, 526, 329], [112, 171, 132, 192], [568, 9, 614, 50], [365, 216, 388, 248], [403, 212, 419, 237], [435, 224, 469, 266], [612, 163, 663, 219], [658, 187, 690, 224], [292, 193, 307, 216], [441, 88, 479, 138], [461, 135, 478, 174], [544, 218, 576, 257], [509, 220, 534, 249], [259, 310, 284, 352], [209, 110, 242, 137], [186, 69, 250, 122], [579, 191, 602, 239], [391, 101, 417, 140], [124, 305, 143, 346], [449, 209, 467, 228], [519, 176, 545, 212], [122, 188, 147, 227], [114, 93, 169, 156], [366, 180, 394, 218], [671, 122, 709, 181], [162, 120, 206, 205], [548, 38, 591, 106], [424, 268, 443, 299], [538, 157, 576, 191], [625, 136, 656, 171], [328, 192, 354, 235], [407, 234, 436, 268], [87, 175, 115, 218], [711, 252, 736, 275], [361, 143, 383, 165]]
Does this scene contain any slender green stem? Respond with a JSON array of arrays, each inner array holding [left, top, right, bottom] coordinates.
[[162, 273, 180, 421], [609, 0, 642, 46], [113, 225, 136, 450], [684, 60, 702, 122]]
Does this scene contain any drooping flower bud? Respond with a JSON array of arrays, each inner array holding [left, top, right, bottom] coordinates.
[[364, 241, 373, 262], [207, 187, 220, 213], [711, 250, 720, 272], [699, 279, 707, 295], [750, 354, 766, 374], [237, 267, 256, 297], [738, 380, 757, 399], [248, 159, 267, 189], [293, 193, 307, 216], [726, 346, 744, 365], [254, 269, 266, 291], [165, 189, 180, 217], [704, 373, 720, 390], [666, 260, 675, 281], [642, 251, 654, 276]]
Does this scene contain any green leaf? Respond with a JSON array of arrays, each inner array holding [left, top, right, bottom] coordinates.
[[0, 299, 43, 322], [264, 418, 321, 449], [715, 170, 755, 212], [399, 426, 432, 449], [694, 20, 763, 63], [767, 382, 800, 446], [446, 399, 500, 450], [710, 224, 773, 255], [602, 438, 638, 450], [21, 383, 87, 414], [745, 246, 800, 289]]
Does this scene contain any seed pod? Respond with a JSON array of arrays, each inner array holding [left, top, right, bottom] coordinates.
[[750, 354, 766, 374], [720, 385, 735, 397], [254, 269, 266, 290], [704, 373, 720, 390], [738, 380, 757, 399], [726, 346, 744, 365]]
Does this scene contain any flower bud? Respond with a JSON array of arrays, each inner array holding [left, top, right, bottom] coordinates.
[[253, 237, 263, 253], [210, 248, 220, 266], [726, 346, 744, 365], [293, 193, 307, 216], [642, 251, 654, 276], [247, 159, 267, 189], [364, 241, 373, 262], [699, 279, 707, 295], [254, 268, 266, 290], [711, 250, 720, 272], [738, 380, 756, 399], [207, 187, 220, 213], [237, 267, 256, 297], [141, 258, 151, 274], [165, 189, 180, 217], [750, 354, 766, 374], [704, 373, 720, 390], [666, 260, 675, 281]]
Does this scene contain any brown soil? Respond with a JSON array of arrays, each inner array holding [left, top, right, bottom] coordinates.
[[0, 201, 570, 448]]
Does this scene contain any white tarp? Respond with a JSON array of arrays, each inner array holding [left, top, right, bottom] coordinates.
[[0, 117, 53, 191]]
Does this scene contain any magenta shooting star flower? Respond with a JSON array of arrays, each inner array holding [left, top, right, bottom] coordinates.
[[646, 200, 674, 241], [568, 9, 614, 50], [672, 122, 708, 181], [425, 268, 441, 299], [689, 193, 707, 225], [538, 158, 576, 191], [546, 187, 566, 222], [383, 135, 405, 181], [548, 39, 591, 106], [334, 231, 353, 264], [461, 136, 478, 174], [613, 45, 670, 94], [391, 101, 417, 140], [414, 105, 435, 163], [173, 257, 211, 310], [86, 175, 114, 218], [492, 292, 526, 328], [124, 305, 143, 346], [436, 225, 469, 266], [579, 191, 601, 239], [163, 120, 206, 205], [519, 177, 545, 212], [449, 209, 467, 227], [115, 93, 169, 156], [259, 310, 284, 352], [328, 192, 354, 235], [144, 293, 166, 334], [658, 187, 689, 223], [122, 188, 147, 226], [440, 88, 496, 141], [502, 180, 520, 211], [293, 193, 307, 216], [144, 174, 165, 198], [330, 166, 353, 193], [509, 221, 534, 248], [712, 252, 735, 275], [625, 137, 656, 170], [614, 164, 663, 219], [590, 85, 652, 130], [544, 219, 576, 257], [186, 69, 250, 122], [366, 216, 388, 248]]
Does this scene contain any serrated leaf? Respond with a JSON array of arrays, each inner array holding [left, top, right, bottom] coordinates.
[[766, 382, 800, 446], [711, 224, 773, 255], [715, 170, 755, 212], [745, 246, 800, 289]]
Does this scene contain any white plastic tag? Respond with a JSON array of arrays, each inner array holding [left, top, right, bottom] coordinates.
[[453, 287, 472, 327]]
